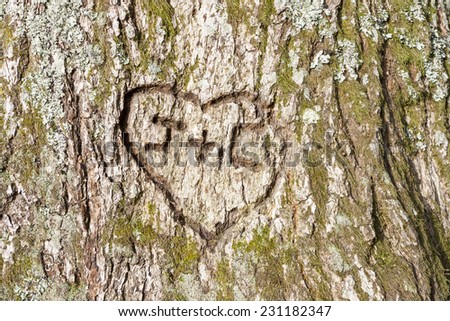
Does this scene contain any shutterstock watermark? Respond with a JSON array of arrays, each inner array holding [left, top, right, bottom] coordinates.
[[103, 131, 347, 169]]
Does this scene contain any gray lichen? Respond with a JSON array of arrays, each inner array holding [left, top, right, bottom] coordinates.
[[335, 39, 362, 83]]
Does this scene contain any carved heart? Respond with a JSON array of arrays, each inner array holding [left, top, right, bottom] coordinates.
[[120, 84, 285, 241]]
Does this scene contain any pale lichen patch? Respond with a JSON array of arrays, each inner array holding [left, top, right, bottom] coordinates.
[[286, 0, 323, 32], [334, 40, 362, 83], [302, 108, 320, 125]]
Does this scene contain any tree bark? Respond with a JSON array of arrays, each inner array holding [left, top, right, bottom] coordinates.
[[1, 0, 449, 300]]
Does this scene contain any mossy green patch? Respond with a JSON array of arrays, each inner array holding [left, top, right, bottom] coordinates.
[[389, 39, 425, 74], [306, 122, 328, 222], [165, 226, 200, 282], [7, 100, 47, 184], [234, 226, 286, 299], [338, 80, 380, 126], [0, 17, 15, 51], [142, 0, 176, 41], [90, 20, 113, 109], [215, 259, 235, 300], [94, 0, 110, 13], [255, 0, 275, 90], [106, 201, 199, 284], [339, 0, 360, 43], [276, 38, 298, 97], [308, 165, 328, 221], [233, 226, 304, 300], [225, 0, 250, 33], [257, 0, 275, 29], [0, 238, 41, 300], [0, 253, 33, 292]]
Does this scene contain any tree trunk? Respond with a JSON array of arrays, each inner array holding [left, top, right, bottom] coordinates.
[[1, 0, 449, 300]]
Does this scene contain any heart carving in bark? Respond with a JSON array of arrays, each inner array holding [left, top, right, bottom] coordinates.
[[120, 84, 286, 242]]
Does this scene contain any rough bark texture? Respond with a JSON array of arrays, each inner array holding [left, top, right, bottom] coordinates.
[[1, 0, 450, 300]]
